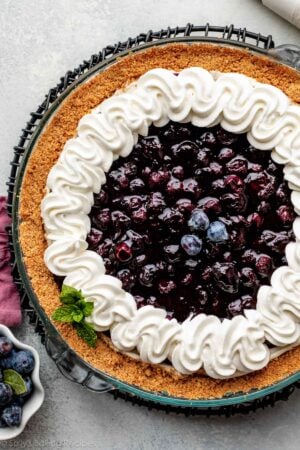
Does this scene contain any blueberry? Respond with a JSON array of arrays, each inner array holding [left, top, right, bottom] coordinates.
[[227, 295, 256, 317], [0, 382, 13, 406], [134, 254, 147, 267], [226, 156, 248, 176], [241, 249, 258, 265], [122, 195, 143, 212], [276, 183, 289, 203], [116, 269, 136, 290], [195, 149, 210, 167], [172, 166, 185, 180], [135, 295, 146, 308], [163, 244, 181, 263], [11, 350, 35, 375], [108, 168, 129, 190], [209, 162, 223, 177], [276, 205, 295, 227], [247, 212, 264, 229], [188, 210, 210, 232], [217, 147, 235, 162], [126, 230, 144, 252], [259, 230, 290, 254], [132, 207, 147, 224], [207, 221, 229, 242], [94, 189, 108, 206], [172, 140, 199, 159], [182, 178, 201, 199], [123, 161, 137, 177], [87, 228, 103, 249], [139, 264, 158, 287], [240, 267, 258, 288], [197, 197, 222, 215], [212, 262, 239, 294], [138, 136, 164, 160], [158, 280, 177, 295], [220, 192, 248, 213], [184, 259, 200, 271], [147, 192, 166, 212], [97, 238, 113, 258], [224, 175, 244, 192], [216, 127, 238, 146], [211, 178, 225, 194], [181, 235, 203, 256], [111, 211, 131, 230], [175, 198, 195, 214], [14, 376, 33, 401], [255, 254, 273, 277], [94, 208, 111, 230], [2, 405, 22, 427], [0, 349, 18, 369], [166, 178, 183, 197], [148, 170, 170, 188], [162, 122, 192, 142], [158, 208, 184, 228], [115, 242, 133, 262], [129, 177, 145, 193], [0, 336, 13, 358], [199, 131, 217, 148], [0, 415, 8, 428]]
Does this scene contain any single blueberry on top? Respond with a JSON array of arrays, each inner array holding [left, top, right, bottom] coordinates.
[[207, 221, 229, 242], [188, 210, 210, 232], [181, 235, 203, 256]]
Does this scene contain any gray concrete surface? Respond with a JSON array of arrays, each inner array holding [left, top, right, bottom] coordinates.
[[0, 1, 300, 449]]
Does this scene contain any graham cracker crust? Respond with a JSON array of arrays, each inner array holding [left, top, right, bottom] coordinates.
[[19, 43, 300, 400]]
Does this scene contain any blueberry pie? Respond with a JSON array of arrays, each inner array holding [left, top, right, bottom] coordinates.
[[19, 44, 300, 398]]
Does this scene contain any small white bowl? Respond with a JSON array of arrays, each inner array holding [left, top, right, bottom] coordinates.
[[0, 324, 44, 440]]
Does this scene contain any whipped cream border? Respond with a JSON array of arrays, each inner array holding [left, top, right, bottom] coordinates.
[[41, 68, 300, 379]]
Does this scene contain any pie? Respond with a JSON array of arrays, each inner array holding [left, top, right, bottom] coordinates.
[[19, 43, 300, 399]]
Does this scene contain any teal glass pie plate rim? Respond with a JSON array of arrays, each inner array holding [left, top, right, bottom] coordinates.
[[10, 28, 300, 409]]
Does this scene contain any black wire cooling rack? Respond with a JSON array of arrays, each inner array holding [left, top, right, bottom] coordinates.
[[6, 23, 300, 415]]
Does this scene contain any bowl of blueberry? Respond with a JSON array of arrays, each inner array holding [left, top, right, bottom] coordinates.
[[0, 324, 44, 440]]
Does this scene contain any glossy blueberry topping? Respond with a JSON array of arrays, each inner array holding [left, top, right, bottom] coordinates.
[[87, 122, 295, 322]]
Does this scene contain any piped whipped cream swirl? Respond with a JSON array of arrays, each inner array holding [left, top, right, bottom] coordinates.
[[42, 68, 300, 379]]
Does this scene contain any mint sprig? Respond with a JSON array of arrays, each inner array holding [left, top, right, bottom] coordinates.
[[75, 322, 97, 348], [52, 284, 97, 347], [60, 284, 85, 304]]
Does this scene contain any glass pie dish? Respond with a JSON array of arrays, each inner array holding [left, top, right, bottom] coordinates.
[[7, 24, 300, 414]]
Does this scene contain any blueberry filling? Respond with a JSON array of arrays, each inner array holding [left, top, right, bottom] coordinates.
[[87, 122, 295, 322]]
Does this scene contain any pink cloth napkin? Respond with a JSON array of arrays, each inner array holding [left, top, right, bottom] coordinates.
[[0, 196, 22, 326]]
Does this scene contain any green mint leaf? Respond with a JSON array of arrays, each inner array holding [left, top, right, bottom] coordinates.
[[52, 305, 77, 322], [60, 285, 85, 305], [3, 369, 27, 395], [71, 307, 84, 323], [76, 322, 97, 347], [77, 300, 94, 317]]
